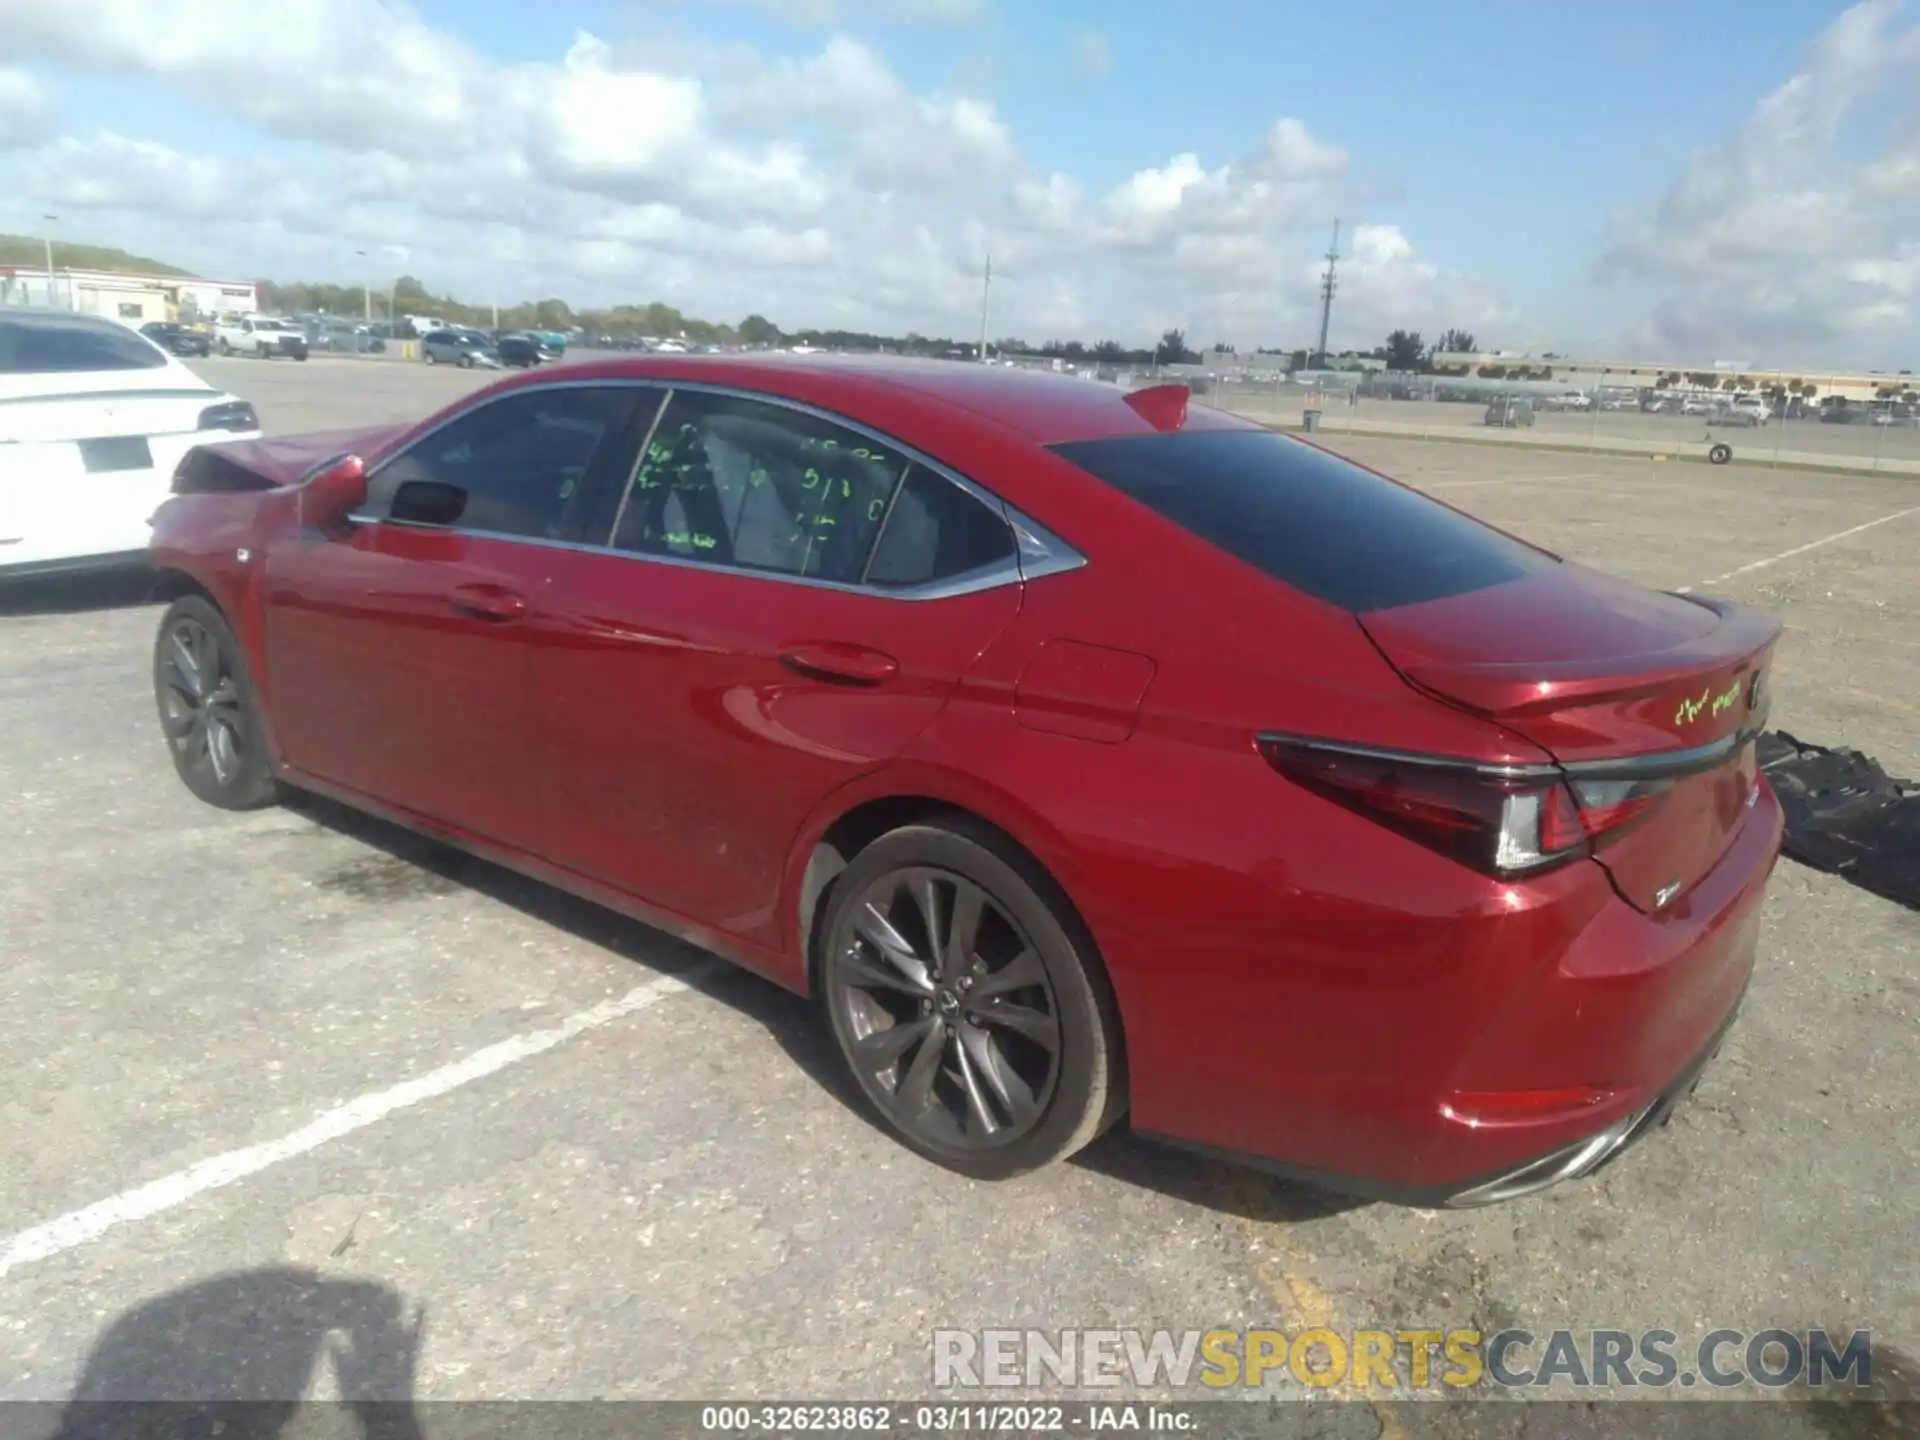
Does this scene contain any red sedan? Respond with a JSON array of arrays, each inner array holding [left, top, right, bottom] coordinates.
[[147, 356, 1784, 1205]]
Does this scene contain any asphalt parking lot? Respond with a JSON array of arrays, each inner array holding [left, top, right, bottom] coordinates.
[[1, 356, 1916, 1419]]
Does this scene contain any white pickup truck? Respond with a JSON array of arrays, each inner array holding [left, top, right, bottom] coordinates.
[[215, 315, 310, 361]]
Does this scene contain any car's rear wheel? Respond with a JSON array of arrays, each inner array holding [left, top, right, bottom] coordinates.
[[153, 596, 279, 810], [817, 821, 1124, 1179], [424, 350, 437, 365], [459, 354, 473, 369]]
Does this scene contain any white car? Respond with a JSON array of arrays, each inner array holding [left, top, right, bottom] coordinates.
[[0, 308, 260, 578]]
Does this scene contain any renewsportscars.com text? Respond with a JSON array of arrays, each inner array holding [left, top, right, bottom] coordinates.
[[931, 1327, 1875, 1391]]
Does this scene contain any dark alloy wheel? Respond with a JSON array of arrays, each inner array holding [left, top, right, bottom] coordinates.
[[153, 596, 280, 810], [819, 822, 1124, 1178]]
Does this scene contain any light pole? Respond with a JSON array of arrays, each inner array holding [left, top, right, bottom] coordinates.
[[977, 253, 992, 363], [42, 214, 58, 307], [356, 249, 371, 323]]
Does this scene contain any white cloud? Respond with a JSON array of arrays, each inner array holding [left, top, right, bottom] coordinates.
[[681, 0, 991, 24], [0, 67, 54, 149], [1598, 0, 1920, 364], [0, 0, 1492, 347]]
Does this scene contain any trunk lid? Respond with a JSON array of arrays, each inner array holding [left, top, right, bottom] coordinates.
[[198, 423, 415, 488], [1360, 561, 1780, 911], [0, 387, 220, 444]]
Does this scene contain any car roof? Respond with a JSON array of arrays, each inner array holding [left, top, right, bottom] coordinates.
[[500, 352, 1260, 446]]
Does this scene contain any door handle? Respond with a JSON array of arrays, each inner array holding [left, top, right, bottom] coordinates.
[[448, 583, 527, 621], [779, 642, 899, 686]]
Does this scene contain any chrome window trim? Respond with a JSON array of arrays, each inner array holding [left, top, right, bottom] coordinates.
[[347, 374, 1088, 602]]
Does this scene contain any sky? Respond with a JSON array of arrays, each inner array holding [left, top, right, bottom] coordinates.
[[0, 0, 1916, 368]]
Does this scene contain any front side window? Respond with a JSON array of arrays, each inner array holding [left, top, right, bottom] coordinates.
[[609, 391, 907, 585], [370, 386, 638, 540]]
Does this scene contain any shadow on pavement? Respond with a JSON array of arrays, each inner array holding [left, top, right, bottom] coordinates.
[[285, 789, 1366, 1224], [46, 1266, 425, 1439], [0, 567, 160, 617]]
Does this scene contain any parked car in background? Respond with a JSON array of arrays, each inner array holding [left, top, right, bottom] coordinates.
[[145, 356, 1785, 1204], [0, 308, 258, 578], [421, 329, 501, 369], [1484, 399, 1536, 428], [495, 333, 551, 369], [139, 321, 213, 359], [216, 315, 310, 361]]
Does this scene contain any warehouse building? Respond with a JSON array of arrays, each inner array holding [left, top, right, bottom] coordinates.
[[0, 267, 257, 324]]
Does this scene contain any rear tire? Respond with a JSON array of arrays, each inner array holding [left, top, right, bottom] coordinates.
[[153, 596, 280, 811], [816, 820, 1125, 1179], [425, 350, 438, 365]]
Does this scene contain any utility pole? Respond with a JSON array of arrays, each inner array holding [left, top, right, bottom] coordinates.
[[356, 249, 371, 322], [42, 214, 58, 307], [1315, 219, 1340, 368], [977, 253, 992, 363]]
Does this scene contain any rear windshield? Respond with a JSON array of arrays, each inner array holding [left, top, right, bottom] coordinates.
[[1049, 429, 1550, 613], [0, 315, 168, 374]]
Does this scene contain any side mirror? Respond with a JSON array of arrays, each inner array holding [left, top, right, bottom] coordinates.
[[390, 479, 468, 528], [298, 454, 367, 528]]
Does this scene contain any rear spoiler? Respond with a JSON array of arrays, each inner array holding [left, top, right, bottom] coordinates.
[[1393, 595, 1782, 719]]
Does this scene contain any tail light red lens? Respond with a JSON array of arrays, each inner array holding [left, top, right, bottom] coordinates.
[[1256, 737, 1670, 878]]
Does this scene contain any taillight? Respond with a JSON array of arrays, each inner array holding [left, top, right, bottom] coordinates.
[[1256, 737, 1670, 878], [197, 401, 259, 432]]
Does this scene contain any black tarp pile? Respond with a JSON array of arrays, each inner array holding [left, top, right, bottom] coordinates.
[[1757, 731, 1920, 911]]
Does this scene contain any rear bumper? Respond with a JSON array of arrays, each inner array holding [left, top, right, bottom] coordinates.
[[1148, 989, 1743, 1207], [1120, 779, 1784, 1204]]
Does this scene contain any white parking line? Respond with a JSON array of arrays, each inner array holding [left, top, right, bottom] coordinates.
[[1677, 503, 1920, 593], [0, 967, 706, 1282]]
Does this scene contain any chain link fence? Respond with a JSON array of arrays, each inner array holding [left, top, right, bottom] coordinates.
[[1193, 367, 1920, 475]]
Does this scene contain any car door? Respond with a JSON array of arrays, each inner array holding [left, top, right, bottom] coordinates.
[[261, 383, 649, 847], [533, 386, 1030, 951]]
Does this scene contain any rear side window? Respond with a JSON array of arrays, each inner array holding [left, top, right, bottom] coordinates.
[[866, 467, 1017, 588], [1049, 430, 1549, 612], [0, 315, 167, 374]]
